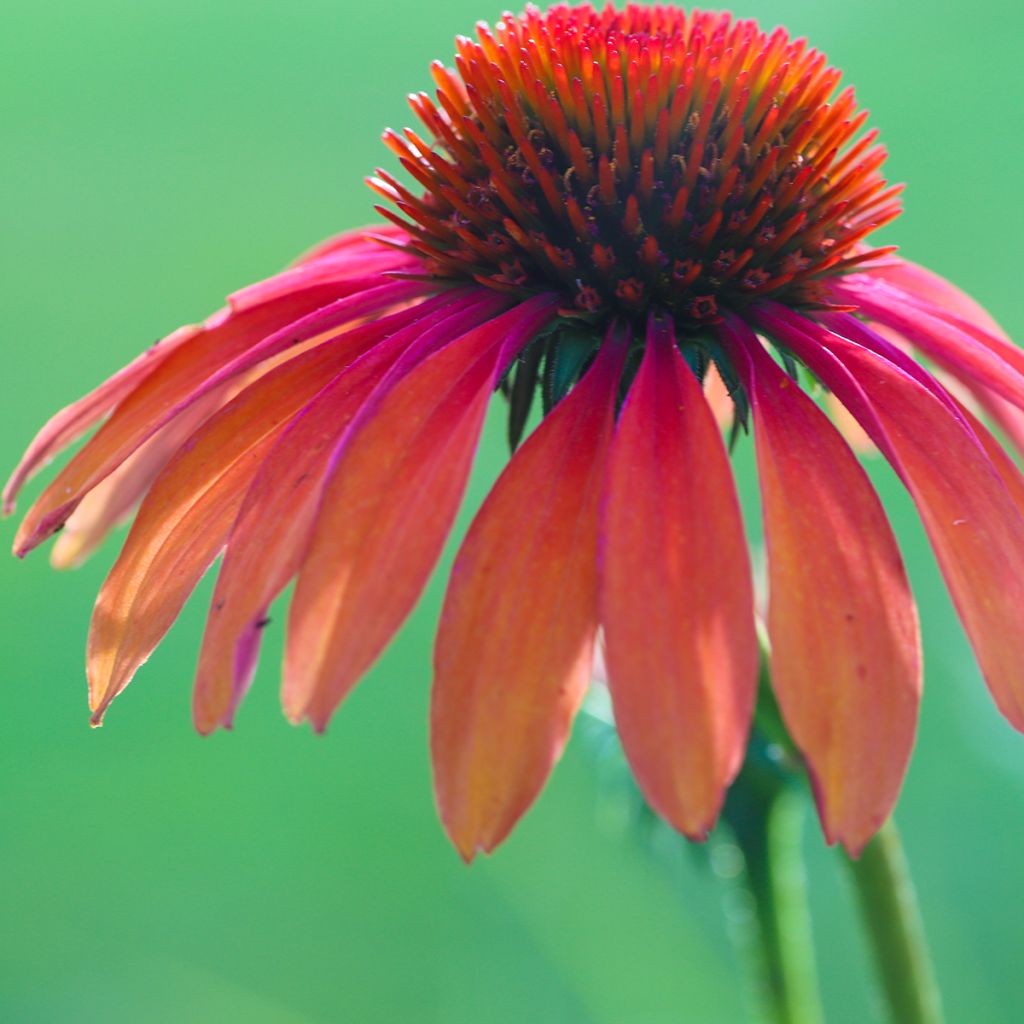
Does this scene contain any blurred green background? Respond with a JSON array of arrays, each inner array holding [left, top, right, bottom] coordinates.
[[3, 1, 1022, 1020]]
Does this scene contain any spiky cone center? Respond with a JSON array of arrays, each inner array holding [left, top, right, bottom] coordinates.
[[371, 3, 902, 332]]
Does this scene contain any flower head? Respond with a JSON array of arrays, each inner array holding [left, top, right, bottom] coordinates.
[[375, 4, 898, 324], [9, 3, 1024, 860]]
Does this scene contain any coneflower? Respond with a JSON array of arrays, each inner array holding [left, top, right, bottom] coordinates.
[[9, 3, 1024, 862]]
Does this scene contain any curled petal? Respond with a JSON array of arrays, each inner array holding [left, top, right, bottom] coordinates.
[[432, 327, 628, 861], [601, 317, 757, 839], [719, 314, 921, 855]]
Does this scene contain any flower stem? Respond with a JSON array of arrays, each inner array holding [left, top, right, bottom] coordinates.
[[728, 784, 825, 1024], [844, 822, 944, 1024]]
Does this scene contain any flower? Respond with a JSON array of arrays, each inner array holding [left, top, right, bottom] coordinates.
[[8, 3, 1024, 860]]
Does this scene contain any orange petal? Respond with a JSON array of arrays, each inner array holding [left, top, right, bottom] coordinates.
[[601, 318, 757, 839], [720, 314, 921, 856], [87, 325, 393, 723], [431, 327, 628, 861], [14, 281, 425, 556], [50, 387, 228, 569], [702, 361, 734, 429], [825, 392, 875, 454], [771, 311, 1024, 732], [3, 323, 199, 515], [283, 296, 557, 730], [192, 294, 506, 732]]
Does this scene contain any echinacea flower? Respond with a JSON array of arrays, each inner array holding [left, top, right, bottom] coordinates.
[[9, 3, 1024, 861]]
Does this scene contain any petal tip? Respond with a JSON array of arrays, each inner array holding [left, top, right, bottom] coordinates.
[[454, 841, 478, 866], [445, 823, 487, 865], [191, 709, 219, 737]]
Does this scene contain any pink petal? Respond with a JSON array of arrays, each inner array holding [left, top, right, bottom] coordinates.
[[4, 263, 407, 516], [287, 223, 412, 268], [865, 259, 1009, 337], [840, 272, 1024, 457], [831, 277, 1024, 411], [230, 239, 420, 311]]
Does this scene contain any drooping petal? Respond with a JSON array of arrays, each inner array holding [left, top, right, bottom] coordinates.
[[431, 326, 629, 861], [718, 314, 921, 855], [601, 317, 757, 839], [831, 277, 1024, 411], [838, 272, 1024, 455], [288, 223, 411, 268], [87, 317, 405, 723], [757, 304, 1024, 730], [50, 386, 230, 569], [230, 236, 420, 311], [192, 293, 508, 733], [950, 402, 1024, 517], [283, 295, 559, 732], [3, 270, 400, 516], [866, 259, 1009, 336], [3, 324, 198, 514], [14, 280, 428, 557]]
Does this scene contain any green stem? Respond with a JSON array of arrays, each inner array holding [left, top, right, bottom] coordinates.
[[844, 822, 944, 1024], [730, 785, 825, 1024]]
